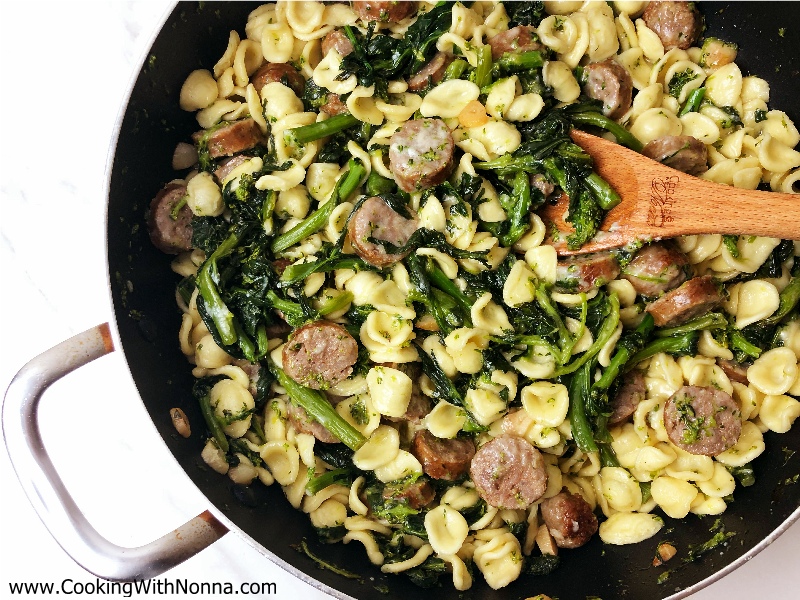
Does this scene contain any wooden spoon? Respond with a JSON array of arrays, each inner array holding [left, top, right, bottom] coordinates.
[[541, 129, 800, 256]]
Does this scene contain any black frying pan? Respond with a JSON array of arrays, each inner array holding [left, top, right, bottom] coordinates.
[[17, 2, 800, 599]]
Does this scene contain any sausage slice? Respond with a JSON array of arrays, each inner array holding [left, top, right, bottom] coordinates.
[[353, 0, 416, 23], [609, 370, 646, 426], [645, 275, 722, 327], [389, 118, 455, 193], [664, 385, 742, 456], [287, 402, 340, 443], [408, 52, 454, 91], [321, 93, 349, 116], [470, 435, 548, 509], [641, 1, 702, 51], [250, 62, 306, 97], [716, 358, 749, 385], [555, 251, 621, 293], [147, 183, 193, 254], [412, 430, 475, 481], [642, 135, 708, 176], [621, 242, 691, 298], [321, 29, 354, 58], [487, 25, 543, 60], [214, 155, 250, 183], [282, 321, 359, 390], [540, 491, 598, 549], [193, 118, 265, 159], [347, 196, 419, 268], [583, 59, 633, 120]]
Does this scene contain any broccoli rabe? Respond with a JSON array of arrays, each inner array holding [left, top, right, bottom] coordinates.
[[668, 68, 699, 99]]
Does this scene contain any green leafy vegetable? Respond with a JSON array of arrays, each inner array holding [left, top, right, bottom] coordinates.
[[668, 68, 699, 98]]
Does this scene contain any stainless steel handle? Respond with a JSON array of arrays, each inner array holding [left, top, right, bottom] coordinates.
[[2, 323, 228, 581]]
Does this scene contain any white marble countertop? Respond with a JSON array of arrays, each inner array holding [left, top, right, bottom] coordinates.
[[0, 2, 797, 599]]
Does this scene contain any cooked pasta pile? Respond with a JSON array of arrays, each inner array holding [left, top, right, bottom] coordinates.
[[151, 1, 800, 592]]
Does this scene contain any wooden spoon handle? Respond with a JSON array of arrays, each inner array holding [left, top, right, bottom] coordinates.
[[626, 172, 800, 239]]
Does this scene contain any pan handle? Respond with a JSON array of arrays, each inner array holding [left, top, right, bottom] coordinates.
[[2, 323, 228, 581]]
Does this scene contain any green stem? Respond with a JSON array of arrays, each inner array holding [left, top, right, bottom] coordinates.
[[442, 58, 467, 81], [493, 50, 545, 72], [169, 194, 188, 219], [585, 171, 621, 210], [534, 283, 574, 365], [417, 346, 464, 408], [280, 255, 370, 286], [568, 361, 598, 453], [592, 313, 654, 394], [199, 392, 229, 453], [679, 87, 705, 116], [472, 44, 493, 88], [570, 113, 644, 152], [272, 158, 366, 253], [654, 312, 728, 337], [427, 264, 474, 319], [306, 468, 352, 495], [266, 290, 304, 322], [271, 364, 366, 451], [729, 328, 763, 359], [499, 170, 533, 246], [196, 227, 247, 346], [553, 293, 620, 376], [289, 113, 360, 145]]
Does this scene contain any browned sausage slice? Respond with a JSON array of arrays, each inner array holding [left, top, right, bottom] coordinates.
[[642, 135, 708, 175], [353, 0, 417, 23], [348, 196, 419, 268], [609, 370, 646, 426], [147, 183, 193, 254], [282, 321, 359, 390], [408, 52, 454, 91], [621, 242, 691, 298], [412, 430, 476, 481], [389, 118, 455, 193], [214, 155, 250, 183], [469, 435, 548, 509], [540, 491, 598, 549], [193, 118, 265, 159], [250, 62, 306, 97], [645, 275, 722, 327], [716, 358, 749, 385], [487, 25, 543, 60], [383, 478, 435, 510], [321, 29, 354, 57], [664, 385, 742, 456], [287, 402, 340, 443], [583, 59, 633, 120], [641, 1, 702, 51], [555, 251, 621, 293], [321, 93, 349, 116]]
